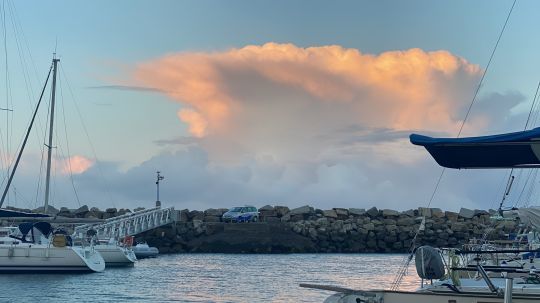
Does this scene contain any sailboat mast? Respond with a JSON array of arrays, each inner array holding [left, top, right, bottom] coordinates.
[[44, 58, 59, 213]]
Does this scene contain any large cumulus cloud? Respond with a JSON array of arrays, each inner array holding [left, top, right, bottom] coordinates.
[[5, 43, 531, 212], [134, 43, 482, 138]]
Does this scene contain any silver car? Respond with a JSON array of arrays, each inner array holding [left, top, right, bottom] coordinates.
[[222, 206, 259, 222]]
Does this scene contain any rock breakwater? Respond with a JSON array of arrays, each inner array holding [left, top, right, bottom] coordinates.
[[138, 205, 518, 253], [0, 204, 518, 253]]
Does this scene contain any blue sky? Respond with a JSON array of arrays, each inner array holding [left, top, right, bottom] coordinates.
[[1, 0, 540, 212]]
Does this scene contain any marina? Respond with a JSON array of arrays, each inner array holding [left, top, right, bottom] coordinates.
[[2, 0, 540, 302]]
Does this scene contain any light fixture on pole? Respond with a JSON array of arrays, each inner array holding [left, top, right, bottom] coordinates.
[[156, 171, 164, 208]]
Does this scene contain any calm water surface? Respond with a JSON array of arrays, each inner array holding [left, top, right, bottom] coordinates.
[[0, 254, 420, 302]]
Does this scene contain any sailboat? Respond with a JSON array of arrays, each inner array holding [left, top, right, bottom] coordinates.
[[0, 57, 105, 273], [94, 237, 137, 267], [301, 129, 540, 302]]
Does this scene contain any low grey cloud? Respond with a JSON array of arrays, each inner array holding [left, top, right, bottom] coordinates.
[[87, 85, 164, 93], [153, 136, 201, 146]]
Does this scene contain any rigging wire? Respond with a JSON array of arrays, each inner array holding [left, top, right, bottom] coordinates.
[[509, 80, 540, 209], [58, 74, 81, 207], [457, 0, 516, 137], [0, 0, 47, 208], [0, 62, 53, 208], [59, 65, 116, 208], [391, 0, 517, 290], [478, 80, 540, 241], [524, 81, 540, 130]]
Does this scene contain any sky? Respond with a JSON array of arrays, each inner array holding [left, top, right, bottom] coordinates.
[[1, 0, 540, 212]]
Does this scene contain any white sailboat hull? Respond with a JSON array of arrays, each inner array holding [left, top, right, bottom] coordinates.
[[325, 290, 540, 303], [0, 244, 105, 273], [95, 245, 136, 267]]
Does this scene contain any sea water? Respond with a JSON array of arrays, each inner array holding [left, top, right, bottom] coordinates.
[[0, 254, 420, 302]]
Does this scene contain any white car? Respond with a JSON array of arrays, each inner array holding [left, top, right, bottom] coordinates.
[[222, 206, 260, 222]]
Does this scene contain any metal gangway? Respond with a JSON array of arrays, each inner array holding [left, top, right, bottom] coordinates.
[[73, 207, 176, 239]]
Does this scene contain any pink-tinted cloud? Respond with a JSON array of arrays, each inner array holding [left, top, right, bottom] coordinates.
[[133, 43, 481, 138], [59, 155, 93, 175]]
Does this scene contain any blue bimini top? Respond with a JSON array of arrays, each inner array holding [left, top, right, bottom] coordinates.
[[409, 127, 540, 169]]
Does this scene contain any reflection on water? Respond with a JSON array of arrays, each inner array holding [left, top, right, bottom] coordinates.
[[0, 254, 420, 302]]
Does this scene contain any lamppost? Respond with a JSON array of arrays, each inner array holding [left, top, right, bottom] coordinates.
[[156, 171, 164, 208]]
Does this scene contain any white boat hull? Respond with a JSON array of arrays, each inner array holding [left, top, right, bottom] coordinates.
[[325, 290, 540, 303], [95, 245, 136, 267], [0, 244, 105, 273], [133, 244, 159, 258]]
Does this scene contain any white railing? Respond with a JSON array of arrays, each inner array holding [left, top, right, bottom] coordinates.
[[73, 207, 175, 239]]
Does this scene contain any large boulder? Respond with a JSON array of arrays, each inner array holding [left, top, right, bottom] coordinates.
[[189, 210, 204, 221], [474, 209, 489, 216], [445, 211, 459, 221], [431, 208, 444, 218], [178, 209, 189, 222], [117, 208, 131, 216], [382, 209, 399, 217], [397, 217, 415, 226], [33, 205, 60, 215], [333, 208, 349, 217], [418, 207, 431, 217], [205, 208, 225, 217], [348, 208, 365, 216], [274, 206, 290, 217], [290, 205, 314, 215], [459, 208, 475, 219], [259, 209, 277, 217], [366, 207, 379, 218], [363, 223, 375, 231], [403, 209, 416, 217], [57, 208, 75, 218], [74, 205, 89, 215], [323, 210, 338, 219]]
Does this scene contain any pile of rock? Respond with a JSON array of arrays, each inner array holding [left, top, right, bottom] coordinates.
[[137, 205, 518, 254], [4, 204, 136, 220], [283, 205, 514, 252], [3, 203, 519, 254]]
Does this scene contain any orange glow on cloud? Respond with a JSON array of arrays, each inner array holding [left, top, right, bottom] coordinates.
[[134, 43, 481, 138], [178, 109, 208, 138], [60, 156, 93, 175]]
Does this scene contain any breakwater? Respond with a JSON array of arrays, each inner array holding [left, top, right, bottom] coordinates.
[[1, 204, 518, 253], [137, 205, 518, 253]]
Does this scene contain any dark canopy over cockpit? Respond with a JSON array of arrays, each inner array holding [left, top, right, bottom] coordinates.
[[410, 127, 540, 169]]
